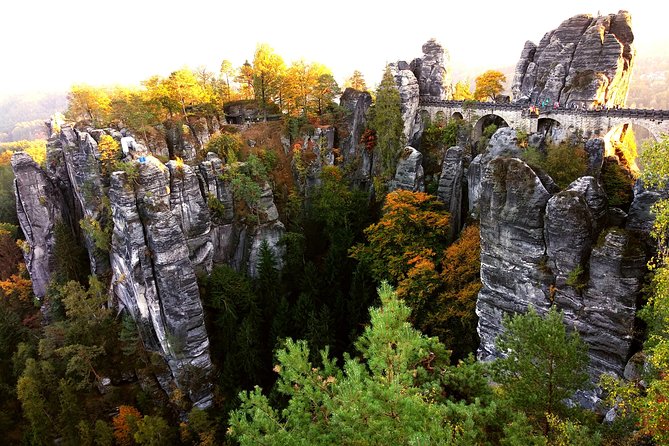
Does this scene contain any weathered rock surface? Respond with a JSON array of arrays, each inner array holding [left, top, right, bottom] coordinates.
[[165, 161, 213, 275], [13, 120, 289, 408], [11, 152, 67, 298], [626, 179, 669, 234], [109, 156, 213, 408], [391, 146, 424, 192], [575, 228, 644, 377], [199, 154, 285, 277], [411, 38, 452, 100], [477, 157, 552, 360], [58, 126, 111, 276], [468, 127, 522, 213], [389, 63, 420, 143], [437, 146, 466, 239], [585, 138, 605, 177], [476, 132, 648, 384], [339, 88, 373, 162], [339, 88, 375, 184], [512, 11, 635, 108]]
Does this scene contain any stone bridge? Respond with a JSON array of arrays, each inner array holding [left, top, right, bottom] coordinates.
[[418, 98, 669, 143]]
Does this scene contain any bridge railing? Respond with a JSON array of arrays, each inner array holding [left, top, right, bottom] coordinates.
[[418, 97, 669, 120]]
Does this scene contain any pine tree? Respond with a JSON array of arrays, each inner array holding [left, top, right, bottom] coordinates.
[[369, 66, 404, 178], [493, 306, 589, 435]]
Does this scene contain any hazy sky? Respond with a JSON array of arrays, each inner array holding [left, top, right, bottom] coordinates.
[[2, 0, 668, 97]]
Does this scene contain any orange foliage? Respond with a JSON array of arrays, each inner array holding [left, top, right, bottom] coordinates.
[[113, 405, 142, 446], [351, 190, 449, 284], [0, 263, 33, 304], [0, 229, 22, 279], [0, 151, 13, 166]]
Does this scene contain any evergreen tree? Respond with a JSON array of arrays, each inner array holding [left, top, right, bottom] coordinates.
[[493, 306, 590, 435], [369, 66, 404, 178]]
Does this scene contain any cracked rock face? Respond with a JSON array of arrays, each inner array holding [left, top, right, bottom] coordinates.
[[198, 154, 285, 277], [58, 126, 110, 277], [512, 11, 635, 108], [339, 88, 374, 183], [11, 152, 67, 298], [109, 157, 213, 408], [437, 146, 467, 239], [475, 129, 647, 385], [389, 63, 420, 143], [476, 157, 552, 361], [412, 38, 452, 100], [391, 146, 424, 192]]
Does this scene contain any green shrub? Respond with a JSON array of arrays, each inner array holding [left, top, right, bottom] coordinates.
[[483, 123, 498, 139], [80, 216, 111, 253], [565, 264, 587, 291], [112, 160, 139, 185], [521, 142, 587, 189], [205, 132, 242, 163], [600, 158, 634, 208], [207, 194, 226, 222]]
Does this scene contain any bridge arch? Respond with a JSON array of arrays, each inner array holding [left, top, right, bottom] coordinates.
[[451, 111, 464, 120], [473, 114, 509, 141], [537, 117, 565, 143]]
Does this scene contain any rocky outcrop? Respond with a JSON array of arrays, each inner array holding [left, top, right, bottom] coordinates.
[[411, 39, 452, 100], [476, 129, 648, 384], [391, 146, 424, 192], [339, 88, 372, 162], [437, 146, 467, 239], [585, 138, 605, 177], [165, 160, 213, 275], [477, 157, 552, 360], [468, 128, 523, 213], [626, 179, 669, 234], [109, 157, 213, 407], [11, 152, 67, 298], [389, 63, 420, 143], [58, 127, 110, 277], [512, 11, 635, 108], [199, 154, 285, 277], [339, 88, 374, 183]]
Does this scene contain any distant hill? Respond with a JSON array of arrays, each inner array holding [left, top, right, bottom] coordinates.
[[627, 54, 669, 109], [0, 91, 66, 142]]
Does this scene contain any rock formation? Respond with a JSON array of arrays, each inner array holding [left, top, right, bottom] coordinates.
[[199, 153, 285, 277], [339, 88, 374, 183], [389, 62, 420, 143], [391, 146, 424, 192], [475, 128, 649, 386], [11, 124, 289, 407], [437, 146, 467, 239], [109, 156, 213, 407], [411, 38, 453, 100], [11, 152, 67, 298], [511, 11, 635, 108], [391, 39, 453, 145]]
